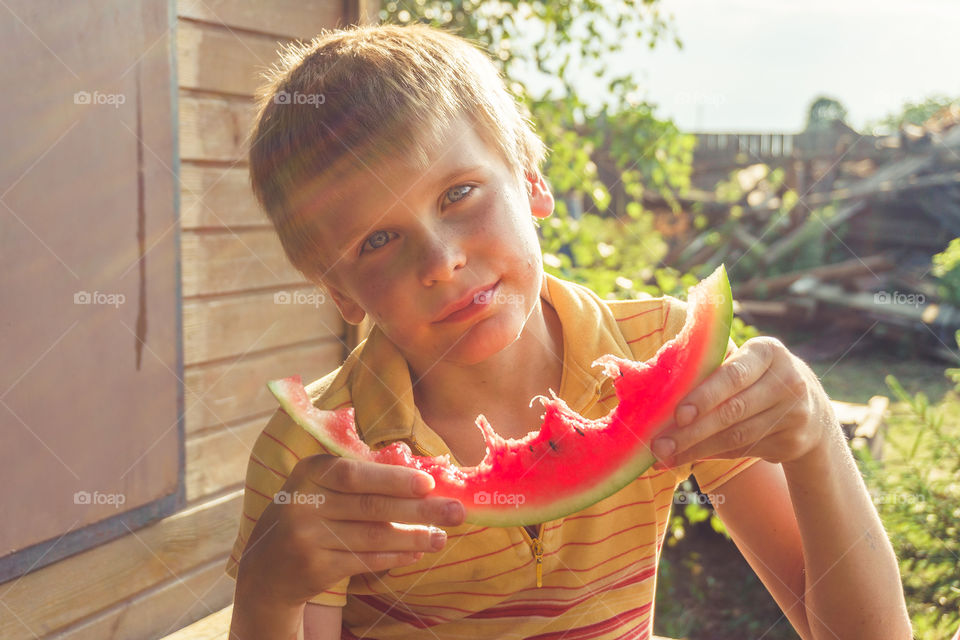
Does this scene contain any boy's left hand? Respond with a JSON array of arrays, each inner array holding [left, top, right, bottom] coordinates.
[[651, 336, 836, 469]]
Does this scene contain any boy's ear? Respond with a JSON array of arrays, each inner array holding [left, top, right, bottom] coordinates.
[[526, 171, 554, 219], [322, 281, 367, 326]]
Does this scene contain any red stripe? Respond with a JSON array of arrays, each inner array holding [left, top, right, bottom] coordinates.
[[250, 455, 289, 479], [357, 564, 656, 623], [544, 516, 658, 557], [333, 400, 352, 410], [229, 552, 240, 565], [262, 430, 303, 461], [242, 512, 257, 523], [614, 307, 658, 322], [244, 483, 274, 501], [468, 565, 656, 619], [370, 543, 659, 604], [524, 605, 651, 640], [391, 503, 667, 580], [625, 326, 663, 345], [388, 536, 526, 578], [662, 302, 671, 331], [354, 594, 446, 628], [448, 526, 489, 539], [517, 552, 658, 596]]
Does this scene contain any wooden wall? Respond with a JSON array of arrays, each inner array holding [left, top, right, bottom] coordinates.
[[0, 1, 375, 637]]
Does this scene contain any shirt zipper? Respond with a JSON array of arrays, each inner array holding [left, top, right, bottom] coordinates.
[[516, 386, 604, 588], [519, 523, 546, 588]]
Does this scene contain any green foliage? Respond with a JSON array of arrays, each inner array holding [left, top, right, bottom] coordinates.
[[855, 331, 960, 638], [380, 0, 695, 222], [932, 237, 960, 306], [869, 94, 960, 133]]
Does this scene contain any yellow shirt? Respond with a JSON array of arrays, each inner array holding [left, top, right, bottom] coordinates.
[[226, 273, 760, 638]]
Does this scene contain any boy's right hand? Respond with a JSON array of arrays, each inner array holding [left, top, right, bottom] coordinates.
[[235, 454, 464, 608]]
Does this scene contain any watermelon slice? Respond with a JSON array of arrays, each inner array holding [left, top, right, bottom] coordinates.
[[268, 265, 733, 526]]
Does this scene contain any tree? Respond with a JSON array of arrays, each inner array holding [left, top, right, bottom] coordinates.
[[805, 95, 849, 130]]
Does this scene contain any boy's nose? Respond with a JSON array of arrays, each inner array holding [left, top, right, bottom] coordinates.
[[417, 230, 467, 286]]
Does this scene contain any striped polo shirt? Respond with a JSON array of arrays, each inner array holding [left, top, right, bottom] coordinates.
[[225, 272, 760, 638]]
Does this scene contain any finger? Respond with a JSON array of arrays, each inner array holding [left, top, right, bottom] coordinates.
[[297, 455, 436, 498], [331, 549, 425, 575], [673, 338, 778, 429], [667, 404, 791, 467], [652, 376, 780, 463], [317, 520, 448, 553], [320, 488, 465, 527]]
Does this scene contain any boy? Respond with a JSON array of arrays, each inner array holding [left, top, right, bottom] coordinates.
[[226, 24, 910, 639]]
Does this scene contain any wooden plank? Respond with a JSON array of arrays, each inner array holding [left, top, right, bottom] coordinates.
[[179, 93, 255, 163], [179, 164, 265, 229], [181, 287, 343, 366], [181, 228, 305, 297], [186, 418, 264, 502], [178, 19, 289, 96], [185, 339, 343, 434], [739, 254, 895, 298], [178, 0, 345, 40], [47, 555, 234, 640], [163, 605, 233, 640], [0, 492, 242, 638], [762, 200, 868, 267]]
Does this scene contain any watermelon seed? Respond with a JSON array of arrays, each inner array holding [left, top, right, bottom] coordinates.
[[528, 445, 534, 452], [548, 440, 558, 452], [574, 427, 585, 436]]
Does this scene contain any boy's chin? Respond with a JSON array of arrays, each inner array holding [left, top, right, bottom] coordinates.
[[436, 312, 525, 366]]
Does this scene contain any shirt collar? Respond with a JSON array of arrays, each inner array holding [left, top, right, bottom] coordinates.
[[347, 272, 632, 461]]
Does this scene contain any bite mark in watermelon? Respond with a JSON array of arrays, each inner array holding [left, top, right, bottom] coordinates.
[[267, 265, 733, 526]]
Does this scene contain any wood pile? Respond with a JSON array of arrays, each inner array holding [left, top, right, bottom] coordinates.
[[653, 106, 960, 362]]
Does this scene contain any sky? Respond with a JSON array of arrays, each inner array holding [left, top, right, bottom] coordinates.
[[518, 0, 960, 133]]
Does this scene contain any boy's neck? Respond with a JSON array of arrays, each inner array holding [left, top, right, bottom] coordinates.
[[407, 279, 564, 440]]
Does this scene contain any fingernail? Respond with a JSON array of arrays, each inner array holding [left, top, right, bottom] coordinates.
[[412, 473, 434, 495], [413, 551, 424, 561], [446, 501, 464, 524], [430, 527, 447, 550], [676, 404, 697, 427], [652, 438, 676, 459]]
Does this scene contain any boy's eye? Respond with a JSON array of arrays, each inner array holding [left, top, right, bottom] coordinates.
[[358, 186, 473, 256], [445, 184, 473, 204], [360, 230, 397, 254]]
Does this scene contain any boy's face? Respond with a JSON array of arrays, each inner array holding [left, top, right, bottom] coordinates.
[[315, 115, 554, 367]]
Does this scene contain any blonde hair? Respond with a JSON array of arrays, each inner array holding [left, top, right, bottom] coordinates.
[[248, 23, 547, 282]]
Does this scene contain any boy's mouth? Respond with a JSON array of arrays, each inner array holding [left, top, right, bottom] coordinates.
[[434, 280, 500, 323]]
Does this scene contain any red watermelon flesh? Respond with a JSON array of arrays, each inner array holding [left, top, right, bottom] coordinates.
[[268, 265, 733, 526]]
